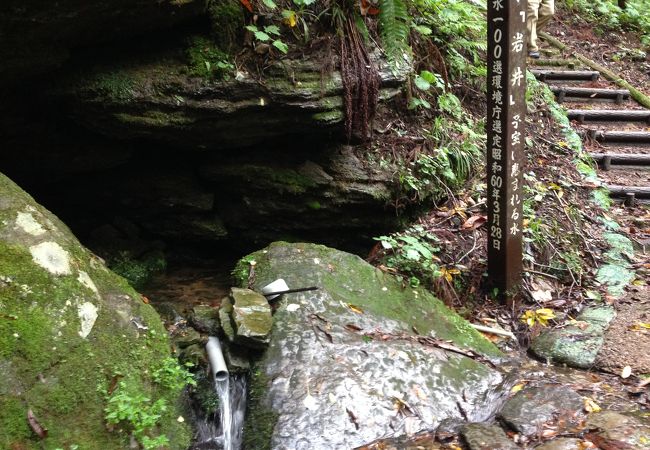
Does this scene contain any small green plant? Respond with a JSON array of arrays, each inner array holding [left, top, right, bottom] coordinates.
[[396, 109, 483, 204], [104, 381, 169, 450], [412, 0, 488, 78], [102, 359, 193, 449], [375, 225, 442, 286], [378, 0, 411, 60], [410, 70, 445, 109], [246, 24, 289, 53], [152, 357, 197, 392]]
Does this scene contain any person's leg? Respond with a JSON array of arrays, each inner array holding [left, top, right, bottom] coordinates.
[[527, 0, 542, 53], [537, 0, 555, 30]]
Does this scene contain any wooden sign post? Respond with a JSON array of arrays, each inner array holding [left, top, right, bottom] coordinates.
[[487, 0, 526, 301]]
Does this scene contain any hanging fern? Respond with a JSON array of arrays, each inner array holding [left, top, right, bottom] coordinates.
[[378, 0, 411, 60]]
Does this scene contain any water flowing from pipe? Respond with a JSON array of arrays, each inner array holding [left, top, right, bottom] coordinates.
[[216, 376, 232, 450], [194, 374, 247, 450]]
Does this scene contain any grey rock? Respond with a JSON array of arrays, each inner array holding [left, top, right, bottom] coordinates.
[[57, 46, 409, 150], [461, 423, 519, 450], [173, 327, 203, 349], [178, 343, 207, 367], [498, 384, 584, 437], [230, 287, 272, 349], [535, 438, 586, 450], [530, 306, 616, 368], [586, 411, 650, 449], [219, 297, 236, 343], [189, 305, 221, 335], [223, 345, 251, 373], [240, 242, 504, 450]]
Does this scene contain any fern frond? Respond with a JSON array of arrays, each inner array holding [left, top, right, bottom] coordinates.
[[378, 0, 411, 60]]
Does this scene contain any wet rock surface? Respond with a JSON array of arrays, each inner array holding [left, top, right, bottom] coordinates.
[[239, 242, 507, 449], [534, 438, 589, 449], [530, 306, 616, 368], [461, 422, 518, 449], [228, 287, 272, 349], [136, 249, 650, 450], [585, 411, 650, 449], [498, 384, 585, 438]]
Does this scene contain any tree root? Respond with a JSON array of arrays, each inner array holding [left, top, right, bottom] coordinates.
[[340, 17, 380, 142]]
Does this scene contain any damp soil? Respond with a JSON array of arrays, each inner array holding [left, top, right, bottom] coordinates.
[[596, 284, 650, 375], [546, 5, 650, 97]]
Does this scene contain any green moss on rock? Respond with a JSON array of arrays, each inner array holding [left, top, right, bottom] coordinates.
[[312, 110, 344, 124], [206, 0, 245, 51], [242, 367, 279, 450], [114, 110, 195, 128], [186, 35, 234, 79], [219, 165, 319, 195], [239, 242, 501, 356], [85, 71, 136, 102], [0, 172, 191, 449]]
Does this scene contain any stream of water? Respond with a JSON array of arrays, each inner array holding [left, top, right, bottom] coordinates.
[[195, 375, 247, 450]]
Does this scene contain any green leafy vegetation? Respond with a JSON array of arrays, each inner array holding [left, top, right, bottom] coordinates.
[[565, 0, 650, 45], [396, 110, 484, 204], [104, 382, 170, 450], [412, 0, 487, 78], [378, 0, 411, 59], [246, 24, 289, 53], [152, 357, 197, 391], [108, 250, 166, 289], [102, 357, 194, 449], [375, 225, 442, 287]]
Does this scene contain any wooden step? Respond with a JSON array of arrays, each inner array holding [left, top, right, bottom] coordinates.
[[531, 59, 580, 69], [590, 153, 650, 168], [567, 109, 650, 123], [583, 130, 650, 144], [550, 86, 630, 103], [607, 185, 650, 199], [531, 69, 599, 81]]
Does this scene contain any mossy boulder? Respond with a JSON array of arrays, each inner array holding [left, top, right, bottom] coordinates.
[[530, 306, 616, 369], [238, 242, 503, 449], [0, 172, 191, 449]]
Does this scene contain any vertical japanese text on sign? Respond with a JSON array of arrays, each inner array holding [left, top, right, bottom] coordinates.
[[487, 0, 526, 298]]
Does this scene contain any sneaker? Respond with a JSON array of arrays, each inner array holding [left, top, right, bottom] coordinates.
[[528, 51, 540, 59]]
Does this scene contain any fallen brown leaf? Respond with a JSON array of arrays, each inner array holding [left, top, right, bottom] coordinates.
[[27, 409, 47, 439]]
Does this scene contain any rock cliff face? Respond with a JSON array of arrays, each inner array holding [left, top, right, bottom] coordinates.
[[56, 47, 405, 149], [0, 15, 411, 251], [0, 173, 190, 449], [235, 242, 508, 450], [0, 0, 203, 84]]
